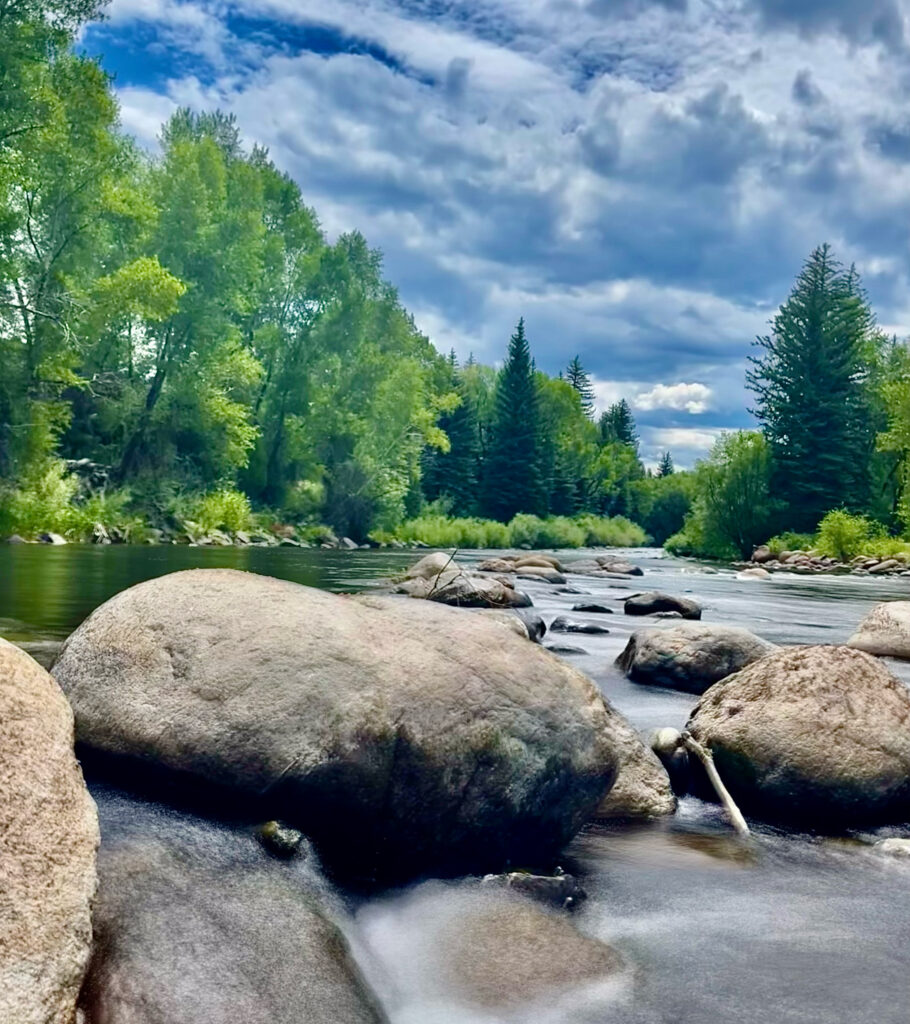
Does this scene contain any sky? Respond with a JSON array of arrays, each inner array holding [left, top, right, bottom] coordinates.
[[80, 0, 910, 467]]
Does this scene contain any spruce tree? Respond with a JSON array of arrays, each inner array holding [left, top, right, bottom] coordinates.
[[565, 355, 595, 417], [747, 244, 877, 531], [657, 451, 675, 477], [481, 318, 545, 520], [600, 399, 638, 450]]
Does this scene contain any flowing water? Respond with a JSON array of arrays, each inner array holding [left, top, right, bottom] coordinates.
[[3, 544, 910, 1022]]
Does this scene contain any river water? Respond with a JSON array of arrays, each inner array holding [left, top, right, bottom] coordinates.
[[3, 544, 910, 1022]]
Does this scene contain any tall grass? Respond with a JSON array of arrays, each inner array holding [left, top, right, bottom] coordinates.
[[378, 513, 647, 549]]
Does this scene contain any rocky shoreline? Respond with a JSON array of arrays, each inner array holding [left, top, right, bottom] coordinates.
[[738, 544, 910, 577]]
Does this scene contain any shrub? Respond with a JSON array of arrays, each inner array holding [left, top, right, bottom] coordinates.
[[185, 488, 253, 535], [815, 509, 884, 561], [765, 532, 817, 557], [68, 488, 145, 542], [0, 460, 78, 538], [577, 514, 647, 548]]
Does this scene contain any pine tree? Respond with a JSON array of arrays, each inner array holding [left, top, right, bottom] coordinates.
[[657, 451, 674, 477], [747, 243, 877, 531], [600, 399, 638, 450], [565, 355, 595, 417], [422, 377, 480, 516], [481, 318, 545, 520]]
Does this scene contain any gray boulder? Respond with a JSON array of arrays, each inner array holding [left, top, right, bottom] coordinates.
[[78, 817, 385, 1024], [848, 601, 910, 660], [0, 639, 98, 1024], [550, 617, 610, 636], [595, 558, 643, 576], [395, 569, 532, 608], [53, 570, 618, 882], [591, 711, 676, 820], [38, 531, 67, 545], [624, 592, 702, 619], [687, 645, 910, 827], [616, 623, 776, 695], [405, 552, 456, 579]]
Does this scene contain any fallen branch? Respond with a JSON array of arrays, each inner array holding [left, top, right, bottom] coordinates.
[[681, 731, 751, 837]]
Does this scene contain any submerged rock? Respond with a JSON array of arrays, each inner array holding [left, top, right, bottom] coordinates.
[[480, 868, 586, 910], [687, 646, 910, 828], [572, 603, 614, 614], [258, 820, 306, 859], [616, 623, 775, 695], [0, 639, 98, 1024], [550, 616, 611, 636], [624, 592, 702, 620], [79, 830, 384, 1024], [596, 559, 643, 576], [848, 601, 910, 660], [53, 570, 618, 882]]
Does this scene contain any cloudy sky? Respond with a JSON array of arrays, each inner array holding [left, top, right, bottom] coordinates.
[[81, 0, 910, 466]]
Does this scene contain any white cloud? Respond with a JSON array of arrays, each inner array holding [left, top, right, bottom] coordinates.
[[633, 381, 713, 414]]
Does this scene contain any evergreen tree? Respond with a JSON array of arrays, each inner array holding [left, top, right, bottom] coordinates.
[[657, 451, 675, 477], [481, 318, 545, 520], [600, 399, 638, 450], [565, 355, 595, 417], [422, 372, 480, 516], [747, 244, 877, 531]]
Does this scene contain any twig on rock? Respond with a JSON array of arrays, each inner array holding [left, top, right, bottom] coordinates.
[[681, 731, 751, 837]]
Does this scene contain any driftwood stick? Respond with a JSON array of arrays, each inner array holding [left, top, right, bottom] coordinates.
[[681, 731, 751, 837]]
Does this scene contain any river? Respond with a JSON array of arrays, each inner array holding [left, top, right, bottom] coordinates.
[[3, 544, 910, 1022]]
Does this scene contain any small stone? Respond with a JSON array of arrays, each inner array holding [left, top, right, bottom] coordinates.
[[550, 617, 610, 636], [571, 603, 613, 614], [257, 821, 305, 859], [480, 868, 587, 911], [874, 838, 910, 858]]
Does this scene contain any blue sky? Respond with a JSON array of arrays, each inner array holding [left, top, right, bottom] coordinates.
[[80, 0, 910, 466]]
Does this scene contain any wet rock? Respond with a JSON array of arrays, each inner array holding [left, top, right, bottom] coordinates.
[[476, 558, 515, 573], [480, 868, 586, 910], [513, 554, 564, 572], [79, 830, 384, 1024], [650, 727, 691, 795], [516, 567, 567, 584], [0, 639, 98, 1024], [751, 546, 772, 563], [870, 559, 901, 574], [550, 617, 610, 636], [546, 644, 589, 655], [624, 592, 702, 620], [687, 645, 910, 828], [592, 711, 677, 820], [397, 570, 532, 609], [91, 522, 111, 545], [258, 820, 306, 859], [572, 603, 614, 614], [616, 623, 776, 695], [595, 558, 643, 576], [5, 533, 28, 544], [405, 551, 456, 579], [38, 531, 67, 545], [848, 601, 910, 660], [234, 530, 251, 545], [53, 570, 619, 882], [438, 897, 624, 1010], [739, 567, 771, 579], [514, 609, 546, 642]]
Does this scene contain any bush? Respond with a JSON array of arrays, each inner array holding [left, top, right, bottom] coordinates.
[[185, 488, 253, 535], [815, 509, 884, 561], [382, 513, 646, 550], [765, 532, 817, 557], [0, 460, 79, 538]]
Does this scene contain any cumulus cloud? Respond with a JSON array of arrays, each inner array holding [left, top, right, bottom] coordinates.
[[633, 382, 713, 414], [83, 0, 910, 450]]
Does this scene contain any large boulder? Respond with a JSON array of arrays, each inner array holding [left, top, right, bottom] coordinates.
[[405, 551, 456, 580], [595, 558, 643, 576], [624, 592, 702, 620], [79, 804, 385, 1024], [53, 570, 617, 882], [591, 712, 676, 820], [616, 623, 776, 695], [687, 645, 910, 827], [0, 639, 98, 1024], [848, 602, 910, 660]]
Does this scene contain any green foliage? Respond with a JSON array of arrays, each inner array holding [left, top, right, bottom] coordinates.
[[669, 432, 775, 560], [748, 244, 879, 532], [815, 510, 884, 561], [765, 532, 816, 557], [565, 355, 595, 417], [183, 488, 253, 535], [384, 513, 645, 550], [657, 451, 674, 477], [634, 472, 695, 545], [599, 400, 638, 449]]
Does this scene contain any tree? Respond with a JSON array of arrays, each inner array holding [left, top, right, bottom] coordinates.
[[481, 318, 545, 520], [565, 355, 595, 417], [747, 244, 877, 531], [657, 451, 675, 477], [600, 399, 638, 450], [422, 365, 480, 517], [680, 432, 776, 559]]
